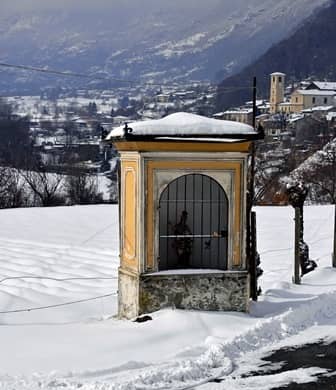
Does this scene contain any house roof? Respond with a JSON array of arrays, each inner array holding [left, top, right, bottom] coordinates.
[[106, 112, 261, 142], [327, 112, 336, 121], [310, 81, 336, 91], [223, 108, 253, 115], [294, 89, 336, 96], [302, 105, 334, 113]]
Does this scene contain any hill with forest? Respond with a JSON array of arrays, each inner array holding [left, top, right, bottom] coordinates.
[[216, 0, 336, 110]]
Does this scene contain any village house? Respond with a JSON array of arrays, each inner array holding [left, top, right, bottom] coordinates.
[[270, 72, 336, 114], [289, 89, 335, 113], [213, 108, 254, 125]]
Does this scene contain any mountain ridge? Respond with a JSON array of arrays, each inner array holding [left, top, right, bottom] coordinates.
[[0, 0, 329, 94]]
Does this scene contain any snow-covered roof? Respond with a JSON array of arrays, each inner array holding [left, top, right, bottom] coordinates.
[[106, 112, 258, 141], [288, 114, 305, 123], [311, 81, 336, 91], [326, 112, 336, 121], [245, 99, 265, 106], [223, 108, 253, 114], [271, 72, 286, 76], [295, 89, 336, 96], [302, 106, 334, 113]]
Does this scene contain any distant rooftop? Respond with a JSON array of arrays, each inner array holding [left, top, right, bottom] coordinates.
[[309, 81, 336, 91], [106, 112, 260, 142], [223, 108, 253, 114], [295, 89, 336, 96]]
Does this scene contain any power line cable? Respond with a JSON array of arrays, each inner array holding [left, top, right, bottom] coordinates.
[[0, 62, 254, 94], [0, 292, 117, 314], [0, 62, 207, 88], [79, 222, 115, 245], [0, 276, 117, 284]]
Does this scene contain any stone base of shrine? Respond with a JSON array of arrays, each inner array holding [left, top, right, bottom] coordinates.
[[118, 268, 249, 319]]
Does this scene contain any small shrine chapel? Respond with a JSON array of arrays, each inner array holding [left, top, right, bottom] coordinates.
[[106, 112, 261, 319]]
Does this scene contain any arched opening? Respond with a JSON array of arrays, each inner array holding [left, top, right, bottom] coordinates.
[[159, 174, 228, 270]]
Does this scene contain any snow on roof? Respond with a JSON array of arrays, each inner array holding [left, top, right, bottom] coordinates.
[[270, 72, 286, 76], [245, 99, 265, 106], [288, 114, 305, 123], [223, 108, 253, 114], [295, 89, 336, 96], [302, 106, 334, 113], [106, 112, 257, 140], [327, 112, 336, 121], [311, 81, 336, 91]]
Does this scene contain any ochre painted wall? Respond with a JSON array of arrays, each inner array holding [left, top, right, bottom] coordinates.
[[120, 159, 138, 272]]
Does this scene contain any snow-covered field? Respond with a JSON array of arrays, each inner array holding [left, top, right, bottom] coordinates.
[[0, 204, 335, 389]]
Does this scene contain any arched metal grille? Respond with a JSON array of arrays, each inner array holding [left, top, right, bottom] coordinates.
[[159, 174, 228, 270]]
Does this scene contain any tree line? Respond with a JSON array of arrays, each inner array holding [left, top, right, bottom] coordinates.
[[0, 99, 117, 209]]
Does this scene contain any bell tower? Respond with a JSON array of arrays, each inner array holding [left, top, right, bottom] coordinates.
[[270, 72, 285, 113]]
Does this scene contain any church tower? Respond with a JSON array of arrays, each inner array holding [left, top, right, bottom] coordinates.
[[270, 72, 285, 113]]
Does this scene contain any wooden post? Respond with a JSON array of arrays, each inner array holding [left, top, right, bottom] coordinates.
[[333, 204, 336, 268], [294, 207, 301, 284], [247, 77, 257, 297], [252, 76, 257, 129], [251, 211, 258, 300]]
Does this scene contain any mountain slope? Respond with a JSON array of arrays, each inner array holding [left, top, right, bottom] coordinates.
[[0, 0, 330, 93], [216, 0, 336, 110]]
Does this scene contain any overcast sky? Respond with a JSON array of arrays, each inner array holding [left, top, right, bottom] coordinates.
[[1, 0, 232, 15], [1, 0, 195, 11], [2, 0, 137, 12]]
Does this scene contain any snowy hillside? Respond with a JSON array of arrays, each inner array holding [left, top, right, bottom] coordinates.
[[286, 137, 336, 203], [0, 0, 330, 92], [0, 204, 335, 388]]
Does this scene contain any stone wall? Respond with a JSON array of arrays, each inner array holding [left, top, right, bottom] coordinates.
[[139, 271, 249, 314]]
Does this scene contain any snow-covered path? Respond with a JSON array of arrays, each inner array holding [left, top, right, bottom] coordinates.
[[0, 205, 335, 389]]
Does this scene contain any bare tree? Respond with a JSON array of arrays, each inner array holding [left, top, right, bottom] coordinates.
[[21, 164, 65, 207], [0, 98, 12, 119], [0, 117, 31, 167], [290, 138, 336, 267], [291, 138, 336, 204], [65, 171, 103, 205], [0, 167, 27, 208]]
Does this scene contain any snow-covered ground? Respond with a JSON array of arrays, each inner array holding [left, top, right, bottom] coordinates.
[[0, 204, 335, 389]]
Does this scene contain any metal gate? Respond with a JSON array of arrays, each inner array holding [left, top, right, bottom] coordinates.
[[159, 174, 228, 270]]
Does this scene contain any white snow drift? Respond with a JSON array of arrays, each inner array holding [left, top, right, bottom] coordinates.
[[0, 204, 335, 389]]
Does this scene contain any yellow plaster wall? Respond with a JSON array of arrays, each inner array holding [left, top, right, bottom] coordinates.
[[121, 160, 138, 271], [145, 160, 244, 270], [290, 92, 304, 113]]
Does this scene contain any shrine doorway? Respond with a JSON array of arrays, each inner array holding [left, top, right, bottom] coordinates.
[[158, 174, 228, 270]]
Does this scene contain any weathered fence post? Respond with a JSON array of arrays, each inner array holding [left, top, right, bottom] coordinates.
[[250, 211, 262, 299], [287, 182, 317, 282], [333, 204, 336, 268], [294, 207, 301, 285]]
